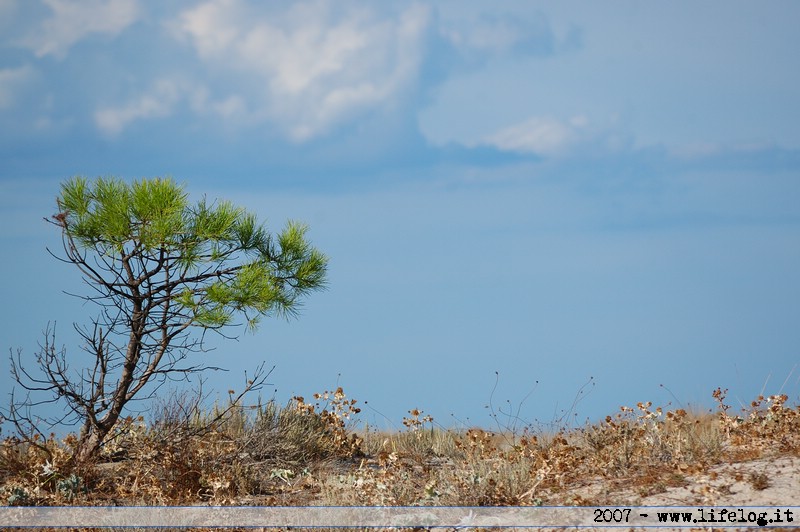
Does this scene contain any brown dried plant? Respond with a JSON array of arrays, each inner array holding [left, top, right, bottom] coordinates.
[[1, 385, 798, 510]]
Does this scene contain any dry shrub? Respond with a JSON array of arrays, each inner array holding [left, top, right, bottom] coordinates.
[[322, 409, 444, 507], [325, 425, 555, 507], [360, 408, 459, 459], [0, 433, 92, 506], [96, 388, 365, 505], [716, 390, 800, 458], [581, 402, 722, 475], [444, 428, 549, 506]]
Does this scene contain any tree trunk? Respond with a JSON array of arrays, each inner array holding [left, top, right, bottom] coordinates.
[[73, 425, 107, 464]]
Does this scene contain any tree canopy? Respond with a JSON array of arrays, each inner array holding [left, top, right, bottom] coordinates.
[[57, 176, 327, 329]]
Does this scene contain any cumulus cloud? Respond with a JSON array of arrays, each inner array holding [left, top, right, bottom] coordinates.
[[20, 0, 140, 59], [0, 65, 35, 109], [94, 79, 182, 136], [171, 0, 430, 141], [484, 115, 588, 156]]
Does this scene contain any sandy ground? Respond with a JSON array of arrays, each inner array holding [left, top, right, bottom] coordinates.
[[640, 454, 799, 507], [557, 453, 799, 507]]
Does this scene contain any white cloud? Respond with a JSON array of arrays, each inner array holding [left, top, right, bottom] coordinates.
[[189, 87, 247, 120], [484, 115, 588, 156], [0, 65, 34, 109], [171, 0, 430, 141], [20, 0, 140, 59], [95, 78, 251, 135], [440, 11, 554, 56], [94, 79, 181, 136]]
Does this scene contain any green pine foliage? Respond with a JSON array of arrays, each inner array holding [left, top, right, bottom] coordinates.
[[57, 176, 327, 330]]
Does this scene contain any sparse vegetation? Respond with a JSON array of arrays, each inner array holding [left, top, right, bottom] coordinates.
[[1, 386, 798, 517]]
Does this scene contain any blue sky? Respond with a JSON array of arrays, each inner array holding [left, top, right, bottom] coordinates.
[[1, 0, 800, 433]]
